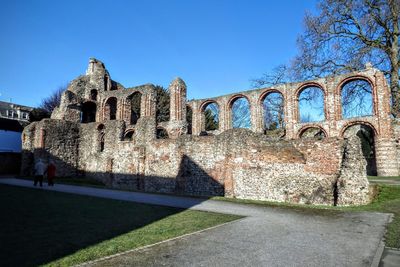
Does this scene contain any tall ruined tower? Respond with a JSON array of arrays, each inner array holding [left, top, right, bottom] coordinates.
[[168, 77, 187, 137], [86, 58, 112, 91]]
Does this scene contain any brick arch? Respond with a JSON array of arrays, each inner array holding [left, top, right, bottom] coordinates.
[[126, 91, 142, 98], [81, 101, 97, 123], [125, 91, 142, 125], [123, 129, 135, 141], [227, 94, 251, 108], [258, 89, 286, 132], [103, 97, 118, 121], [258, 88, 285, 104], [199, 99, 221, 132], [199, 99, 220, 112], [336, 75, 376, 119], [339, 120, 378, 138], [297, 124, 328, 139], [295, 82, 326, 97], [226, 94, 252, 129], [295, 82, 327, 123], [124, 128, 135, 135]]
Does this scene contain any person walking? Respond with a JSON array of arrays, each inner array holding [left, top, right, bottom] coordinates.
[[34, 159, 46, 187], [47, 161, 56, 186]]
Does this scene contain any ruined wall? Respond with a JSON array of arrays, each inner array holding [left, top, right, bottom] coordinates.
[[187, 68, 392, 139], [222, 132, 343, 204], [21, 58, 398, 206], [22, 121, 368, 205], [337, 136, 370, 205], [25, 115, 365, 205], [187, 67, 398, 176], [21, 119, 80, 177]]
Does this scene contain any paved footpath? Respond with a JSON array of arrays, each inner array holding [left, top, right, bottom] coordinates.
[[0, 178, 393, 267]]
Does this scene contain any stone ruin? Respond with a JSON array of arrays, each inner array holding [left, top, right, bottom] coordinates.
[[21, 58, 400, 206]]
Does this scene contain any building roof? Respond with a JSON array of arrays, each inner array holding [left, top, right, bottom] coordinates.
[[0, 101, 34, 111]]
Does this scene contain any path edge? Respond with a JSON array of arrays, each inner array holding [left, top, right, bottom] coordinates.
[[76, 216, 246, 266]]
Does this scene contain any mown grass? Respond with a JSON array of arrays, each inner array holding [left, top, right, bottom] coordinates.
[[368, 175, 400, 181], [11, 177, 400, 248], [0, 184, 241, 267], [213, 184, 400, 248]]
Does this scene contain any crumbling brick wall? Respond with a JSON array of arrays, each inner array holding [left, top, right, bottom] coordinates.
[[21, 119, 80, 177], [336, 136, 370, 205], [21, 58, 399, 206]]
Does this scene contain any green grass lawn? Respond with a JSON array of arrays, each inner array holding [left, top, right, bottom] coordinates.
[[368, 176, 400, 181], [0, 184, 241, 267], [213, 184, 400, 248]]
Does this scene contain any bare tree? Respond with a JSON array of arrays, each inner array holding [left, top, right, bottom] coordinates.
[[295, 0, 399, 116], [254, 0, 400, 117], [298, 87, 325, 122], [263, 92, 284, 130], [29, 108, 50, 122], [232, 98, 251, 128], [251, 65, 291, 88], [39, 85, 66, 113], [341, 79, 373, 118]]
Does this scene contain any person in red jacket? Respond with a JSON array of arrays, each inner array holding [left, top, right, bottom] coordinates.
[[47, 161, 56, 186]]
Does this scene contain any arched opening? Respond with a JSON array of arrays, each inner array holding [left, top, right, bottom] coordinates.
[[262, 91, 285, 136], [97, 124, 105, 152], [105, 97, 118, 120], [123, 130, 135, 141], [127, 92, 142, 125], [156, 86, 170, 123], [298, 86, 325, 123], [81, 102, 96, 123], [299, 127, 326, 140], [230, 96, 251, 129], [341, 79, 373, 119], [343, 124, 377, 175], [90, 89, 98, 101], [186, 105, 193, 134], [201, 102, 219, 132], [156, 127, 169, 139]]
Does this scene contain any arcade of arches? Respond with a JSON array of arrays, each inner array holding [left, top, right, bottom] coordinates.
[[22, 58, 400, 207]]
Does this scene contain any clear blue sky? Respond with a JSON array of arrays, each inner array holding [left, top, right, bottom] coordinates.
[[0, 0, 317, 107]]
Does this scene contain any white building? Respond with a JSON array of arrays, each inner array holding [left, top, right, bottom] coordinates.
[[0, 101, 33, 152]]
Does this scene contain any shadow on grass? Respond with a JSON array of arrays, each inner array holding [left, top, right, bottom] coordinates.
[[0, 184, 239, 267], [0, 149, 236, 266]]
